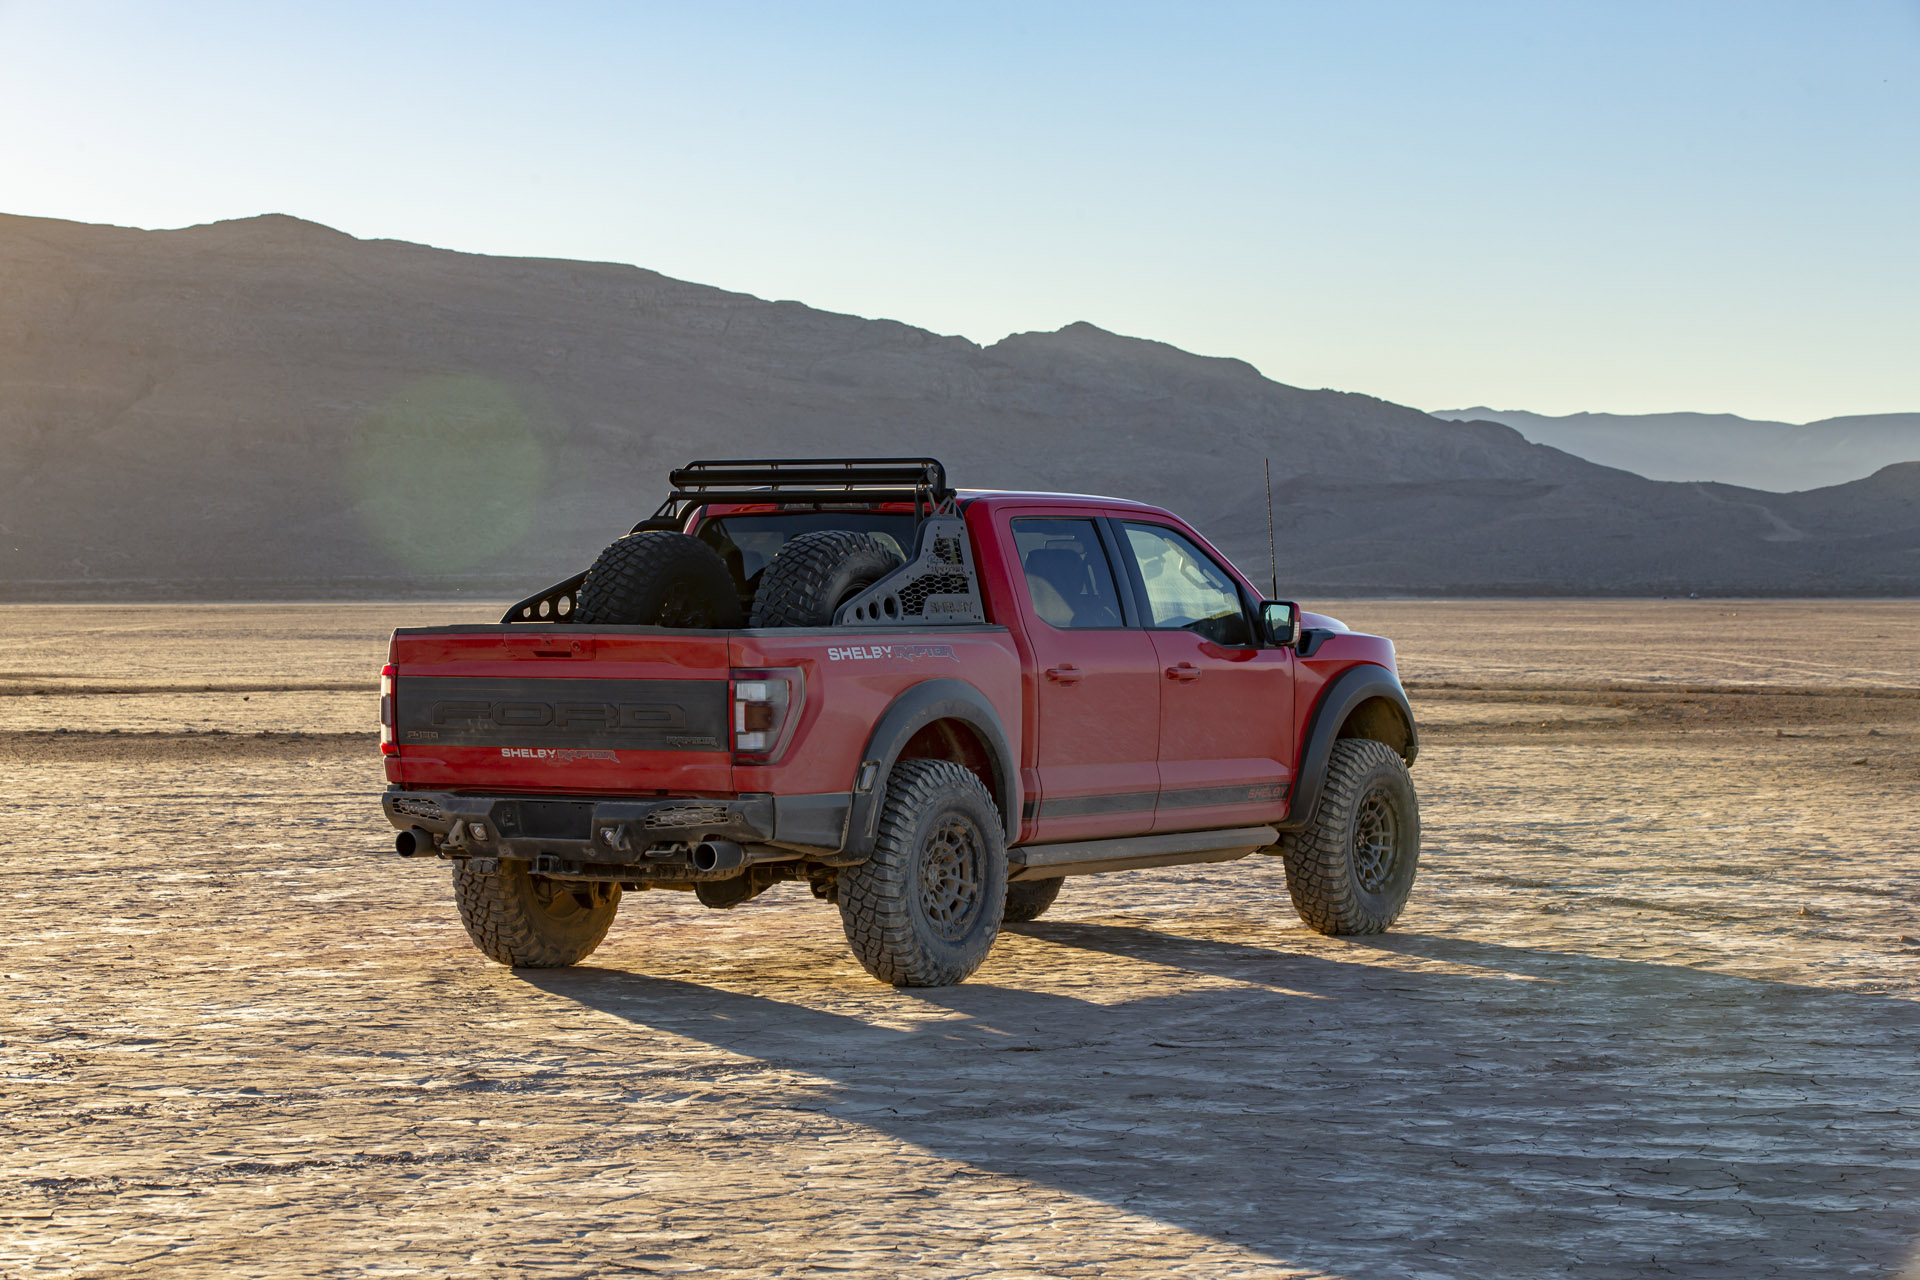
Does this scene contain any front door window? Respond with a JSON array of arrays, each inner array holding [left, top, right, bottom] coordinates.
[[1122, 523, 1251, 646]]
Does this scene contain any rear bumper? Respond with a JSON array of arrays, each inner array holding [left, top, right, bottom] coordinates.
[[380, 788, 851, 869]]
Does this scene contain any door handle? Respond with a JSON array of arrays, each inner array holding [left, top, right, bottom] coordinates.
[[1045, 665, 1084, 685], [1165, 663, 1202, 682]]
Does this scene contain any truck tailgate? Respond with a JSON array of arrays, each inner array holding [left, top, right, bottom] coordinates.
[[386, 626, 733, 795]]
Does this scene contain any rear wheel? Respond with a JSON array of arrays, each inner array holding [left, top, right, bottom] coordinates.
[[574, 532, 742, 628], [452, 860, 621, 967], [1279, 738, 1420, 935], [1004, 876, 1063, 923], [838, 759, 1006, 986], [750, 530, 903, 627]]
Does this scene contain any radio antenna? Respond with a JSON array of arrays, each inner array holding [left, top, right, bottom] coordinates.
[[1265, 457, 1278, 598]]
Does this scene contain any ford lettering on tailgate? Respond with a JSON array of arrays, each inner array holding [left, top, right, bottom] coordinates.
[[397, 677, 728, 752]]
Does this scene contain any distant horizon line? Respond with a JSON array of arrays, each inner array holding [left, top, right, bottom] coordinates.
[[1433, 405, 1920, 430]]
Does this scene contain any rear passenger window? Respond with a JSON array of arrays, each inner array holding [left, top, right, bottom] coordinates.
[[1011, 519, 1125, 629]]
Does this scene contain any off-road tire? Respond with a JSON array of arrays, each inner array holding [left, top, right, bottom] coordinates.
[[838, 759, 1007, 986], [1004, 876, 1063, 923], [750, 530, 903, 627], [1280, 738, 1420, 935], [574, 532, 743, 628], [452, 860, 621, 967]]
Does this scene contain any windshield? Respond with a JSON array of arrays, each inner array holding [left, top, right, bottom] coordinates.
[[695, 511, 918, 611]]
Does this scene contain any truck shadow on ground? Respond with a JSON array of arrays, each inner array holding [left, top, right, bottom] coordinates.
[[525, 924, 1920, 1280]]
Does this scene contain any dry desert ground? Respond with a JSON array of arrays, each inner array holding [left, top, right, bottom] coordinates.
[[2, 599, 1917, 1278]]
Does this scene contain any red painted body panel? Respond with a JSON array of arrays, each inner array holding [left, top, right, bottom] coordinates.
[[1290, 623, 1400, 758], [385, 629, 735, 795], [980, 501, 1161, 844], [727, 627, 1022, 797], [1145, 629, 1294, 832]]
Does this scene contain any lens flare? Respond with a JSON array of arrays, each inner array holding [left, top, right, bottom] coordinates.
[[346, 374, 551, 573]]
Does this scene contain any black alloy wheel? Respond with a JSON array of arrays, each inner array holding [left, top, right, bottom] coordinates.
[[919, 815, 989, 941], [1351, 788, 1401, 894]]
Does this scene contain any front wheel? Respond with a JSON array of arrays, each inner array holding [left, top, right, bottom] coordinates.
[[1279, 738, 1420, 935], [452, 860, 621, 967], [838, 759, 1007, 986]]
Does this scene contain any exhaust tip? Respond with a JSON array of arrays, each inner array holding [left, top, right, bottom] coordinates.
[[395, 827, 437, 858], [691, 839, 745, 873]]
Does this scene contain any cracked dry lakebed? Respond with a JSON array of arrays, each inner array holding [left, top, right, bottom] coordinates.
[[2, 600, 1918, 1278]]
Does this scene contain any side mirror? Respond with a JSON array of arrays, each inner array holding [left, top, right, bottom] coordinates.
[[1260, 600, 1301, 648]]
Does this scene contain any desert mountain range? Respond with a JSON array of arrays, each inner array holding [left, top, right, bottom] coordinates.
[[1433, 407, 1920, 493], [1, 211, 1916, 599]]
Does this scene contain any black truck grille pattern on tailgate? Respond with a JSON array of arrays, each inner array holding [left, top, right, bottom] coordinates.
[[645, 804, 731, 829], [389, 795, 445, 820], [396, 677, 729, 752]]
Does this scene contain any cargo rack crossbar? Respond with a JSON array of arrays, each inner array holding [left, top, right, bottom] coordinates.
[[655, 457, 953, 521]]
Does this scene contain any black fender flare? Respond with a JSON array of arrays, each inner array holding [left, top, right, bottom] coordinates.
[[836, 678, 1020, 863], [1274, 663, 1419, 832]]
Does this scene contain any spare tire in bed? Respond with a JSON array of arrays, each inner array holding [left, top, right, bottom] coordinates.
[[573, 532, 744, 628], [750, 530, 904, 627]]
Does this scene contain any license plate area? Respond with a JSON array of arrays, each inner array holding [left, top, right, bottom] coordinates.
[[503, 800, 595, 841]]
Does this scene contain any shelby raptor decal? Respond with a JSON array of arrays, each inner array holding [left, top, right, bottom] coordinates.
[[826, 643, 957, 662]]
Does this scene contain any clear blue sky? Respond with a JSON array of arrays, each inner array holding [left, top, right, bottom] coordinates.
[[2, 0, 1915, 421]]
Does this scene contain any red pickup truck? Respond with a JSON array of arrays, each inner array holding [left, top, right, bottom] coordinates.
[[380, 459, 1419, 986]]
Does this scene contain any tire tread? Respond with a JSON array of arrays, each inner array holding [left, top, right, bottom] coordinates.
[[452, 863, 619, 967], [750, 530, 902, 628], [575, 532, 740, 627], [1004, 876, 1063, 923], [1281, 738, 1418, 936], [837, 759, 1004, 986]]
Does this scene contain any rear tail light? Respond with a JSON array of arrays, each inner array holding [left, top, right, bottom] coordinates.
[[731, 668, 803, 763], [379, 663, 397, 756]]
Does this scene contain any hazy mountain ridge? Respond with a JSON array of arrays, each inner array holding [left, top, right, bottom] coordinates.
[[1, 211, 1916, 598], [1435, 407, 1920, 492]]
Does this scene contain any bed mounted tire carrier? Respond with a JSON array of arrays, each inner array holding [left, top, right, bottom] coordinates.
[[501, 457, 983, 626]]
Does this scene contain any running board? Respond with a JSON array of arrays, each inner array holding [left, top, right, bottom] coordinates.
[[1006, 826, 1278, 882]]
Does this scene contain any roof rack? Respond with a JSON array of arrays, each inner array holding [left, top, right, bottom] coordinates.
[[641, 457, 954, 527]]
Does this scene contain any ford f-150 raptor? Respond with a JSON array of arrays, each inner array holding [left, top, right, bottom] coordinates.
[[379, 458, 1419, 986]]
